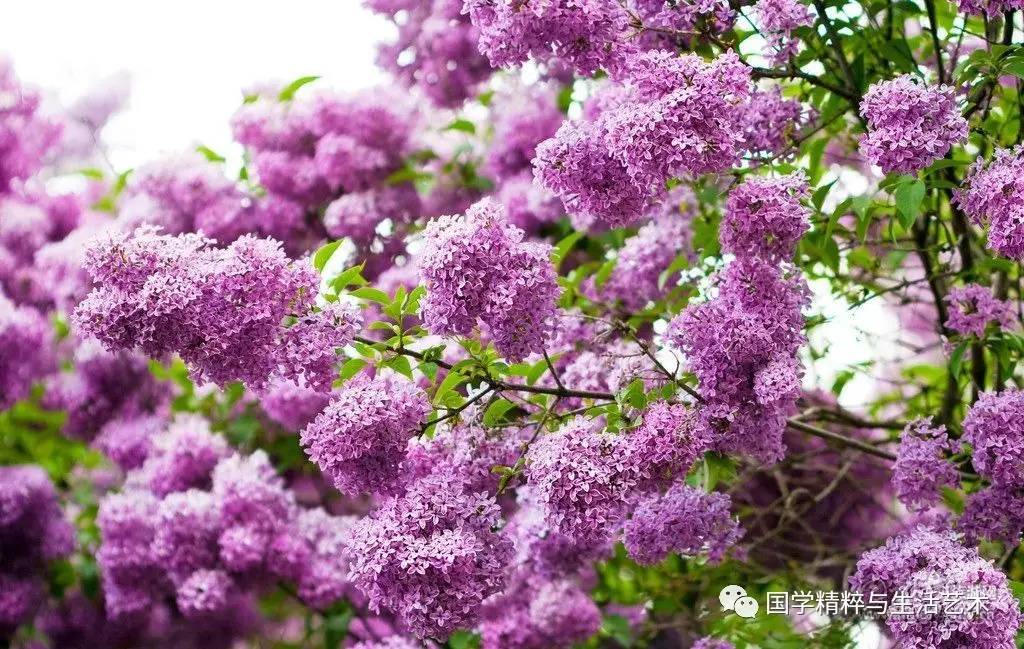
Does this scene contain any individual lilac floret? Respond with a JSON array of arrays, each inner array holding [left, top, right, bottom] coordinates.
[[753, 0, 814, 65], [300, 373, 430, 496], [953, 146, 1024, 260], [623, 483, 742, 565], [131, 415, 230, 497], [0, 466, 74, 634], [945, 283, 1015, 337], [957, 0, 1024, 17], [73, 227, 353, 391], [534, 50, 751, 228], [850, 527, 1021, 648], [962, 390, 1024, 488], [859, 75, 967, 175], [893, 419, 960, 512], [366, 0, 493, 107], [666, 258, 809, 463], [487, 86, 565, 182], [0, 291, 56, 409], [347, 469, 512, 639], [465, 0, 631, 75], [599, 186, 696, 309], [420, 198, 559, 361], [720, 173, 810, 261], [959, 484, 1024, 546], [527, 417, 635, 546]]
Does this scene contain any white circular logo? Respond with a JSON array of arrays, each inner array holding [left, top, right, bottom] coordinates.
[[734, 595, 759, 619], [719, 584, 747, 611]]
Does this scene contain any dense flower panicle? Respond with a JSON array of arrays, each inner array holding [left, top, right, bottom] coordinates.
[[859, 76, 968, 174], [740, 88, 810, 158], [347, 469, 512, 638], [953, 146, 1024, 260], [632, 0, 735, 39], [959, 484, 1024, 546], [527, 417, 635, 546], [44, 338, 168, 442], [487, 87, 565, 181], [945, 283, 1015, 336], [404, 413, 519, 493], [175, 569, 233, 618], [465, 0, 631, 75], [94, 414, 166, 471], [131, 415, 230, 497], [95, 490, 163, 617], [667, 258, 809, 462], [497, 173, 564, 232], [300, 373, 430, 496], [599, 187, 696, 308], [259, 377, 332, 431], [478, 577, 601, 649], [692, 639, 735, 649], [0, 60, 62, 192], [893, 419, 960, 512], [287, 508, 357, 608], [627, 401, 708, 490], [366, 0, 492, 106], [850, 528, 1021, 648], [623, 483, 742, 565], [0, 291, 56, 409], [72, 227, 352, 390], [720, 172, 810, 261], [753, 0, 814, 65], [534, 50, 751, 228], [957, 0, 1024, 16], [323, 183, 421, 243], [276, 300, 362, 392], [962, 390, 1024, 488], [420, 198, 559, 360], [153, 489, 222, 583]]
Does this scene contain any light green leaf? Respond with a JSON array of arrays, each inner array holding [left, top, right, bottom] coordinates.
[[278, 75, 320, 101]]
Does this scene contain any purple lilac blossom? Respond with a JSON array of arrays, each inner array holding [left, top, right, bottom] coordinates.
[[720, 172, 810, 261], [752, 0, 814, 65], [953, 146, 1024, 260], [962, 389, 1024, 488], [893, 418, 960, 512], [0, 291, 56, 409], [0, 59, 62, 193], [945, 283, 1015, 336], [859, 75, 968, 175], [959, 484, 1024, 546]]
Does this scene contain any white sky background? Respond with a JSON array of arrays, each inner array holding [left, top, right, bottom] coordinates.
[[0, 0, 392, 169]]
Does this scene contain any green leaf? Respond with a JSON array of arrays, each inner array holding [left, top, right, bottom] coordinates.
[[433, 369, 467, 405], [195, 145, 225, 163], [444, 118, 476, 134], [482, 399, 516, 426], [350, 287, 390, 305], [329, 264, 367, 292], [338, 357, 367, 382], [1004, 58, 1024, 80], [894, 179, 926, 229], [313, 240, 343, 273], [949, 340, 968, 378], [552, 231, 584, 270], [278, 75, 320, 101]]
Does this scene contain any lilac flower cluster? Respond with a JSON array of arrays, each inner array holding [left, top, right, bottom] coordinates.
[[347, 468, 512, 638], [850, 528, 1021, 648], [534, 50, 751, 228], [957, 0, 1024, 17], [73, 227, 360, 391], [300, 373, 430, 496], [419, 198, 559, 361], [953, 146, 1024, 260], [667, 259, 809, 462], [893, 419, 960, 513], [627, 401, 709, 490], [632, 0, 735, 41], [945, 283, 1015, 336], [0, 466, 74, 635], [720, 173, 810, 261], [740, 88, 811, 159], [692, 639, 735, 649], [97, 418, 355, 623], [487, 86, 565, 182], [366, 0, 492, 107], [623, 483, 742, 565], [962, 390, 1024, 489], [0, 59, 62, 192], [478, 577, 601, 649], [465, 0, 631, 75], [859, 75, 968, 175], [959, 484, 1024, 545], [753, 0, 814, 65], [258, 377, 332, 432], [0, 291, 56, 409], [598, 186, 696, 309]]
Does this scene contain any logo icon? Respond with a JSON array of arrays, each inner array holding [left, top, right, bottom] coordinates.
[[720, 585, 759, 619]]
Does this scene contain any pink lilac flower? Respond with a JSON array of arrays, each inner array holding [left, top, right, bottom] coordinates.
[[753, 0, 814, 65], [276, 300, 363, 392], [347, 468, 512, 639], [954, 146, 1024, 260], [527, 417, 636, 546], [175, 569, 233, 618], [627, 401, 709, 491], [465, 0, 632, 75], [487, 86, 565, 182], [130, 415, 230, 497], [404, 412, 520, 494], [323, 183, 421, 243], [959, 484, 1024, 546], [300, 373, 430, 496], [667, 258, 808, 463], [367, 0, 493, 107], [859, 75, 968, 175], [478, 577, 601, 649], [720, 172, 810, 261], [692, 638, 735, 649], [0, 466, 74, 634], [945, 283, 1015, 336], [632, 0, 735, 40], [623, 483, 742, 565], [420, 198, 559, 361], [962, 389, 1024, 488], [497, 173, 565, 233], [0, 292, 56, 409], [534, 50, 751, 228], [850, 527, 1021, 648], [893, 419, 960, 512]]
